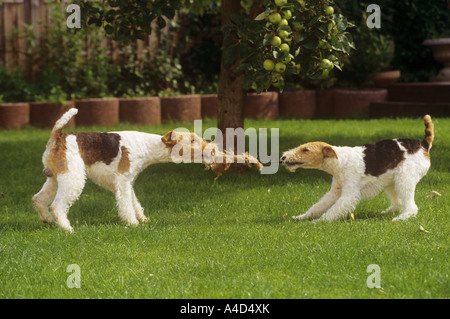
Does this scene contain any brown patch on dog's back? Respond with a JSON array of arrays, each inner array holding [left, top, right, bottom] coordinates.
[[118, 146, 130, 174], [398, 138, 422, 154], [72, 132, 121, 166], [363, 139, 404, 177]]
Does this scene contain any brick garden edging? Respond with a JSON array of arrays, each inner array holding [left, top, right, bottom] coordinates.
[[75, 98, 120, 126], [333, 89, 388, 117], [279, 90, 316, 119], [0, 89, 403, 129], [119, 97, 161, 125], [0, 102, 30, 129], [245, 92, 279, 119], [30, 101, 75, 129], [160, 95, 202, 123]]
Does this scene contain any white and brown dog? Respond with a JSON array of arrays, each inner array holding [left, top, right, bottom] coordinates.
[[281, 115, 434, 222], [33, 108, 262, 232]]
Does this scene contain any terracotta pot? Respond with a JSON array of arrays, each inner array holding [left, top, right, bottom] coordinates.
[[119, 97, 161, 125], [316, 89, 336, 118], [423, 38, 450, 82], [334, 89, 388, 117], [30, 101, 75, 128], [75, 98, 119, 126], [245, 91, 279, 119], [279, 90, 316, 119], [201, 94, 218, 119], [161, 95, 202, 123], [0, 102, 29, 129], [373, 70, 401, 88]]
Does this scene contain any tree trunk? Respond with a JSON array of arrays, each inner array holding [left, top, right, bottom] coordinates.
[[217, 0, 264, 173], [217, 0, 263, 147], [217, 0, 245, 143]]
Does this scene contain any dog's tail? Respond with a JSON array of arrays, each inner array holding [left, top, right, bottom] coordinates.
[[51, 108, 78, 138], [422, 114, 434, 152]]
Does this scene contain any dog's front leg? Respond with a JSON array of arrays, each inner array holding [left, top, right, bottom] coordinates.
[[317, 184, 360, 221], [293, 179, 341, 221]]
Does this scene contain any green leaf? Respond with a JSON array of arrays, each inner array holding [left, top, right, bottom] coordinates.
[[254, 12, 268, 21]]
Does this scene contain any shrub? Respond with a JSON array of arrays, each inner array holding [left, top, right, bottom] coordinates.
[[0, 67, 34, 103], [378, 0, 450, 82], [174, 4, 222, 94], [111, 44, 184, 97], [26, 0, 114, 101], [335, 0, 394, 88]]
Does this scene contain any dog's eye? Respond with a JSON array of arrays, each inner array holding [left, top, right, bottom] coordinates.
[[302, 148, 309, 153]]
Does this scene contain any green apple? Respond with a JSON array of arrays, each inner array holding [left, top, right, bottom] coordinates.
[[278, 30, 290, 39], [325, 6, 334, 16], [282, 10, 292, 20], [275, 0, 288, 6], [275, 62, 286, 73], [268, 12, 282, 24], [296, 0, 305, 8], [280, 43, 290, 52], [294, 63, 301, 74], [263, 59, 275, 71], [271, 36, 282, 47], [272, 74, 283, 87], [272, 73, 281, 82], [320, 58, 333, 70], [283, 56, 292, 63], [279, 19, 289, 26]]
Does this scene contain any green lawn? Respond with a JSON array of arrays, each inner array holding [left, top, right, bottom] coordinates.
[[0, 117, 448, 299]]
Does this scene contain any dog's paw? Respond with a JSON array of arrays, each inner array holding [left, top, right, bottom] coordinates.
[[139, 216, 149, 223], [41, 216, 54, 224], [392, 213, 416, 221], [292, 214, 308, 221]]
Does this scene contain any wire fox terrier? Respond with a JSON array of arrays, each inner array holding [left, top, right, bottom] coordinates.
[[281, 115, 434, 222], [33, 108, 262, 232]]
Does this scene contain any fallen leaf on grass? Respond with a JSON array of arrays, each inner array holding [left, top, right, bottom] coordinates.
[[418, 225, 430, 233], [427, 191, 442, 199]]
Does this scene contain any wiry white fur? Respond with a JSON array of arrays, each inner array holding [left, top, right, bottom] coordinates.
[[33, 110, 173, 232], [53, 108, 78, 132], [284, 140, 430, 222]]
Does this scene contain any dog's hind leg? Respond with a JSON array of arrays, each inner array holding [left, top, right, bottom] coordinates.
[[381, 184, 401, 214], [50, 172, 86, 233], [32, 177, 57, 224], [131, 188, 148, 222], [114, 176, 139, 226], [392, 182, 418, 221]]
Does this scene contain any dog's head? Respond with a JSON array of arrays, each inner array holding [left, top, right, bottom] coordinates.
[[281, 141, 338, 172], [161, 130, 208, 161]]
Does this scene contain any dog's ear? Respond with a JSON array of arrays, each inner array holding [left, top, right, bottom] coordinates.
[[322, 145, 338, 159], [161, 131, 177, 146]]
